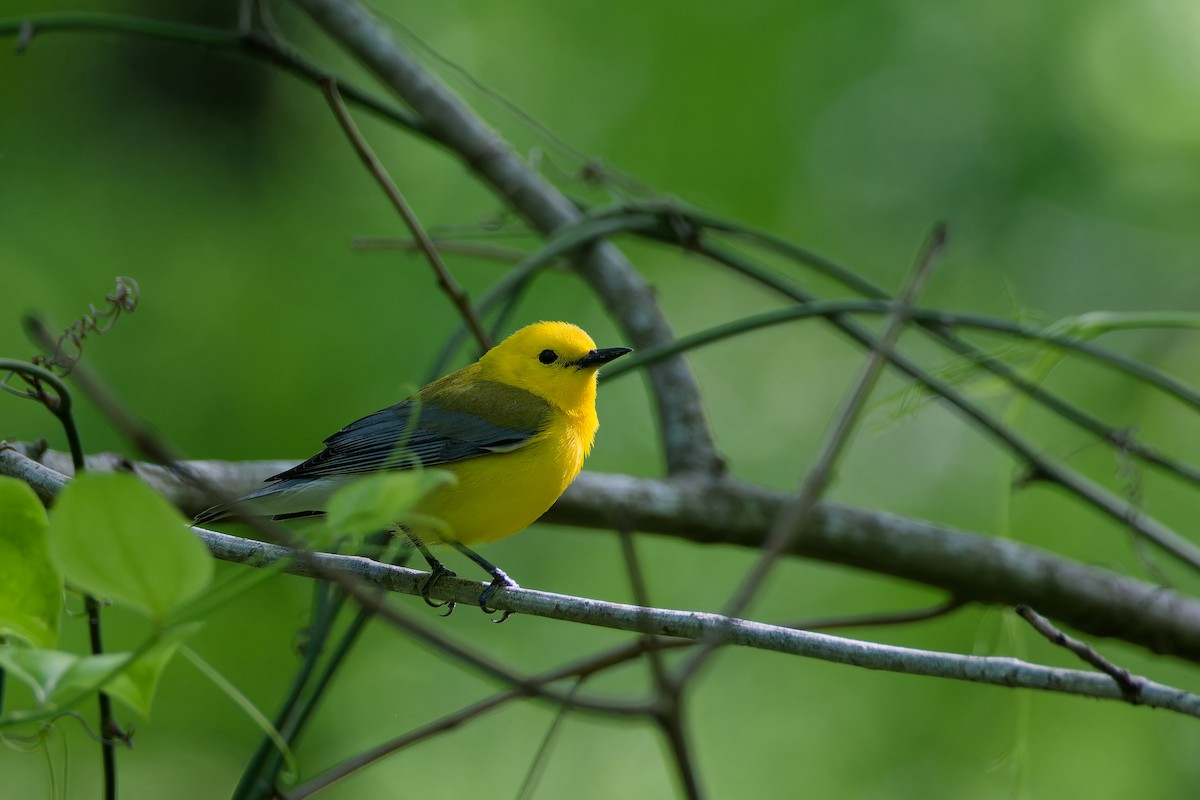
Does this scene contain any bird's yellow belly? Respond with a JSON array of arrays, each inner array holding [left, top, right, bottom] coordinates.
[[412, 430, 584, 545]]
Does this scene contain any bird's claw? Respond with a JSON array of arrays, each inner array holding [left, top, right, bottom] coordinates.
[[479, 573, 519, 623], [420, 563, 458, 615]]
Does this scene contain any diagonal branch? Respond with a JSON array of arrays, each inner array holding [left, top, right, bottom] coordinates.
[[1016, 605, 1143, 703], [320, 79, 492, 352], [696, 242, 1200, 572], [677, 226, 946, 684]]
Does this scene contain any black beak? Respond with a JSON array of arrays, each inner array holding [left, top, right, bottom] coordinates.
[[573, 347, 632, 369]]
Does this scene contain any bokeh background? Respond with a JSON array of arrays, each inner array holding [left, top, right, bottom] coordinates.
[[4, 0, 1200, 797]]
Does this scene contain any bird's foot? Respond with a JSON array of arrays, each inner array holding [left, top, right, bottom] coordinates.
[[420, 563, 458, 616], [479, 571, 519, 624]]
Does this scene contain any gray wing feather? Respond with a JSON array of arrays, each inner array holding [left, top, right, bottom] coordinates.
[[266, 399, 538, 482]]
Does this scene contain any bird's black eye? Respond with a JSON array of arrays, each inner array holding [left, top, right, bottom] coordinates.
[[538, 349, 558, 365]]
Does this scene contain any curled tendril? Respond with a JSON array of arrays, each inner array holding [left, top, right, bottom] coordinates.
[[1, 277, 139, 402], [30, 276, 140, 376], [0, 712, 134, 749]]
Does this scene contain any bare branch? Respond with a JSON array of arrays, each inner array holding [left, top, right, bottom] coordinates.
[[320, 79, 492, 352], [285, 638, 673, 799], [1016, 605, 1144, 703], [10, 445, 1200, 664], [697, 242, 1200, 573], [731, 225, 946, 615], [115, 528, 1200, 717], [183, 530, 1200, 719], [604, 300, 1200, 415], [0, 14, 426, 135], [677, 226, 946, 685], [111, 518, 1200, 717]]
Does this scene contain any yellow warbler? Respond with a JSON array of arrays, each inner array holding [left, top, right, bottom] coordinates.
[[196, 321, 630, 611]]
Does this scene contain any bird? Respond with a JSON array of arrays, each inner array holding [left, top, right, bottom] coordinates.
[[195, 321, 631, 616]]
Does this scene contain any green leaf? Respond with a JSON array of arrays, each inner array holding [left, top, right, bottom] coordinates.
[[0, 477, 62, 648], [0, 648, 147, 718], [93, 623, 203, 720], [48, 651, 134, 708], [0, 623, 201, 721], [47, 472, 214, 619], [0, 646, 78, 706], [326, 469, 456, 536]]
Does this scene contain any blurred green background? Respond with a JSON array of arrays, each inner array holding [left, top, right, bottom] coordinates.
[[4, 0, 1200, 797]]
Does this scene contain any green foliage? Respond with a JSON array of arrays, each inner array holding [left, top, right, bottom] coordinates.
[[0, 472, 218, 730], [0, 624, 199, 723], [46, 472, 213, 620], [4, 1, 1200, 797], [0, 477, 62, 648], [108, 623, 203, 719]]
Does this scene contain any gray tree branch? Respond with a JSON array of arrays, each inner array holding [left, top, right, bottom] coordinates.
[[8, 444, 1200, 664], [4, 446, 1199, 719]]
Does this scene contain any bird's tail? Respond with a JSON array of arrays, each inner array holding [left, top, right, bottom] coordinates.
[[192, 503, 232, 525], [192, 477, 346, 525]]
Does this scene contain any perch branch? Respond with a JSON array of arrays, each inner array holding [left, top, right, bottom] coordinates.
[[8, 446, 1200, 664]]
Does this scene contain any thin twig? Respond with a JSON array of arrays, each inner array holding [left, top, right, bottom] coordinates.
[[0, 361, 122, 799], [282, 638, 664, 799], [676, 225, 947, 684], [231, 584, 351, 800], [85, 594, 118, 800], [282, 690, 524, 798], [320, 79, 492, 352], [696, 242, 1200, 573], [617, 529, 671, 695], [617, 528, 705, 799], [0, 14, 426, 135], [515, 678, 583, 800], [1015, 605, 1144, 703], [603, 301, 1200, 414], [659, 705, 704, 800]]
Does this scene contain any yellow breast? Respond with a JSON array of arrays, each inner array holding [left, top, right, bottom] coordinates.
[[412, 411, 590, 545]]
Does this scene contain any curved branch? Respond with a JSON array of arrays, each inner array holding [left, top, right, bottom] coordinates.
[[0, 13, 425, 135], [697, 243, 1200, 573], [592, 201, 1200, 480], [604, 300, 1200, 413], [320, 79, 492, 352], [9, 445, 1200, 664]]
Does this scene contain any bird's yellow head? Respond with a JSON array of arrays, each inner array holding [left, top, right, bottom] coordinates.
[[478, 321, 631, 413]]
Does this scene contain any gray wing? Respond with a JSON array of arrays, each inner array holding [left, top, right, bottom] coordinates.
[[266, 398, 540, 482]]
